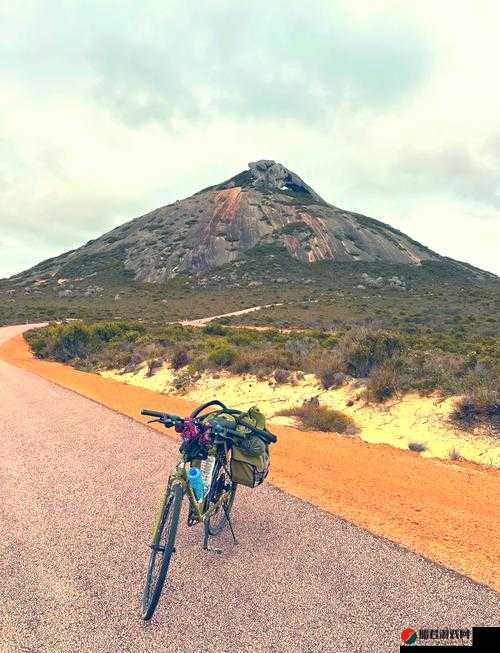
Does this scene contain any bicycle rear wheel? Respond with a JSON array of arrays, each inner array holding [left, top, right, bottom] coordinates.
[[204, 461, 237, 537], [142, 482, 183, 621]]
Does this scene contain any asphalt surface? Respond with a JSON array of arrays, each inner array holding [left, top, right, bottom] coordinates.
[[0, 324, 498, 653]]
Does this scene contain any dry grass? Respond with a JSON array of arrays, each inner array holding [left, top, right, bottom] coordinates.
[[365, 363, 400, 402], [451, 385, 499, 431], [448, 448, 462, 461], [276, 402, 357, 434]]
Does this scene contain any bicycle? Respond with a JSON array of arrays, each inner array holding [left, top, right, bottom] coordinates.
[[140, 399, 277, 621]]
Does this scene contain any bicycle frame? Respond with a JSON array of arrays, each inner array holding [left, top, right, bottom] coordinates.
[[151, 456, 233, 546]]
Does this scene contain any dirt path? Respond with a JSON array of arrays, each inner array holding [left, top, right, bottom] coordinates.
[[0, 324, 499, 653], [178, 303, 282, 326]]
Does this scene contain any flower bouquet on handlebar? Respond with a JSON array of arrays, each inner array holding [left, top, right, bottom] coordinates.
[[140, 399, 277, 621]]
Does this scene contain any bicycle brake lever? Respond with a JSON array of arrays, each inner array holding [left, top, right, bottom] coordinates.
[[147, 418, 162, 424]]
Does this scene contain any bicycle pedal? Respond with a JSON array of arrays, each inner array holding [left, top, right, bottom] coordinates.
[[203, 545, 223, 554]]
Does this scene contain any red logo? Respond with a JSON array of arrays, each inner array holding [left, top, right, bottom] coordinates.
[[401, 628, 417, 646]]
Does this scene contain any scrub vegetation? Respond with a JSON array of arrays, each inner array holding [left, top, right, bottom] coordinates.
[[24, 319, 499, 431]]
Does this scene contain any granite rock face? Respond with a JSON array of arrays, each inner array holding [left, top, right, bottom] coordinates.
[[12, 161, 441, 284]]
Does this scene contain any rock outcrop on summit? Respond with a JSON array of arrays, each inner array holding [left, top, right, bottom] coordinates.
[[12, 160, 442, 284]]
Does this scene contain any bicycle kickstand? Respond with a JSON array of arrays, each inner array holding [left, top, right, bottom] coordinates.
[[203, 528, 223, 554], [223, 503, 238, 545]]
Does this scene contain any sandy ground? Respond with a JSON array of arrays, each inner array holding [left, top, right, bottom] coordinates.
[[1, 328, 499, 593], [101, 364, 500, 468]]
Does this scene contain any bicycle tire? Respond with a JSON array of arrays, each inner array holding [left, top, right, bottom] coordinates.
[[204, 461, 237, 537], [142, 482, 183, 621]]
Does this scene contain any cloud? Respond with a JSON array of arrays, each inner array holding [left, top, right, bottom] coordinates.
[[87, 2, 432, 128], [396, 144, 500, 209], [0, 0, 498, 278]]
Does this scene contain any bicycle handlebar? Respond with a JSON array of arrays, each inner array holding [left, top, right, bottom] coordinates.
[[141, 409, 165, 418], [212, 419, 277, 444], [141, 408, 277, 444], [141, 409, 182, 424]]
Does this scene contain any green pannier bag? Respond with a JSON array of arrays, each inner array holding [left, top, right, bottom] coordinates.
[[229, 407, 271, 488], [231, 441, 270, 487], [202, 405, 273, 488]]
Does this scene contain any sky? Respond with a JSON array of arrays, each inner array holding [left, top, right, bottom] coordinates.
[[1, 0, 499, 277]]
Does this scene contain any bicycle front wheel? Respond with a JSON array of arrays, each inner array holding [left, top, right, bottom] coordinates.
[[142, 482, 183, 621], [205, 461, 237, 537]]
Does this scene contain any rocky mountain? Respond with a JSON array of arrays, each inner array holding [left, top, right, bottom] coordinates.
[[11, 160, 446, 285]]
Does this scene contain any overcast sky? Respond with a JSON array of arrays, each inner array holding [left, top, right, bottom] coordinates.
[[1, 0, 499, 277]]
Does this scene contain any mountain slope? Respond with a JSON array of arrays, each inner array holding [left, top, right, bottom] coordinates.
[[11, 160, 442, 285], [2, 160, 497, 337]]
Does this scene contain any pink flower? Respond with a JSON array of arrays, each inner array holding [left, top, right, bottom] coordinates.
[[177, 418, 210, 445]]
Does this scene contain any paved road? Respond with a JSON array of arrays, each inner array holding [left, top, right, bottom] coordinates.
[[0, 325, 498, 653]]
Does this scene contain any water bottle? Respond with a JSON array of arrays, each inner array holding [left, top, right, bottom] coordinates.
[[187, 467, 204, 501], [200, 455, 216, 497]]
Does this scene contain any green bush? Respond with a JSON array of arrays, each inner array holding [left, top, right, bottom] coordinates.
[[24, 320, 147, 363], [339, 328, 405, 377], [226, 330, 260, 346], [90, 320, 139, 342], [203, 323, 228, 336], [394, 350, 469, 396], [207, 345, 237, 368], [172, 366, 198, 391]]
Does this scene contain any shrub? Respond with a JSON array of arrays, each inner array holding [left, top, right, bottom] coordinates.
[[203, 323, 228, 336], [285, 337, 315, 358], [230, 348, 291, 375], [231, 353, 253, 374], [451, 385, 499, 429], [90, 321, 138, 342], [339, 328, 405, 377], [276, 403, 356, 433], [408, 441, 427, 452], [98, 341, 136, 370], [33, 322, 95, 362], [146, 358, 163, 377], [172, 366, 198, 391], [207, 345, 237, 368], [312, 352, 346, 389], [226, 330, 259, 346], [171, 349, 189, 370], [120, 354, 143, 373], [274, 368, 291, 384], [448, 448, 462, 461], [365, 364, 400, 402], [397, 350, 465, 396]]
